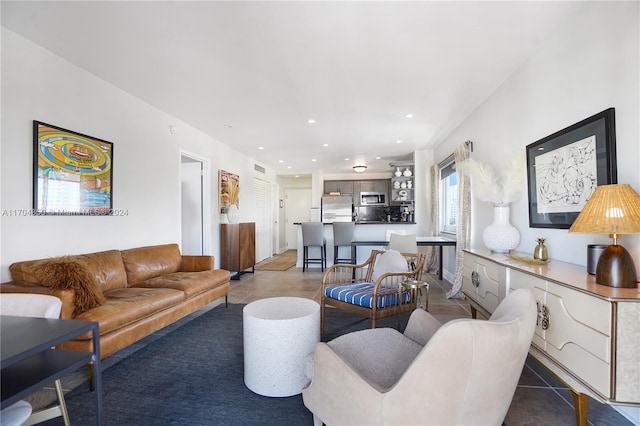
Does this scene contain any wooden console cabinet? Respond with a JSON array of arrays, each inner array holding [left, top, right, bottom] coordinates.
[[220, 222, 256, 279], [463, 249, 640, 425]]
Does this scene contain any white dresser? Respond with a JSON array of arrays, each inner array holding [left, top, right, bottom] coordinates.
[[463, 249, 640, 425]]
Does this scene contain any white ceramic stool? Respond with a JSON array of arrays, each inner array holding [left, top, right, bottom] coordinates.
[[243, 297, 320, 397]]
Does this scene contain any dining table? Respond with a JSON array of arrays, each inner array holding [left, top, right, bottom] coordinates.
[[350, 236, 457, 280]]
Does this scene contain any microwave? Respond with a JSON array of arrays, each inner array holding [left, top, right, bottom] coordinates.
[[360, 192, 386, 206]]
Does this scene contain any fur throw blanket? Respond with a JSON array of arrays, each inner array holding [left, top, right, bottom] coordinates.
[[32, 256, 105, 316]]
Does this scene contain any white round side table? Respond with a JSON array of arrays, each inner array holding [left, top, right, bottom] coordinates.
[[243, 297, 320, 397]]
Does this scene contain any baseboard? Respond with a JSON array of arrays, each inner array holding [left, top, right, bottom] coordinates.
[[615, 405, 640, 425]]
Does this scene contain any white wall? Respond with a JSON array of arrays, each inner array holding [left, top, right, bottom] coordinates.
[[434, 2, 639, 276], [0, 28, 277, 281]]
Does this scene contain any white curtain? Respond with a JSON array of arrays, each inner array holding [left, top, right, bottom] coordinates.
[[447, 143, 471, 299], [424, 164, 440, 274]]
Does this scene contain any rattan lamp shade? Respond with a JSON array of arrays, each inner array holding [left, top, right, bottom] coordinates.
[[569, 184, 640, 234], [569, 184, 640, 288]]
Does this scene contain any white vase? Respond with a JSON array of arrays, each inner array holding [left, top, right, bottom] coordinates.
[[403, 168, 412, 177], [482, 204, 520, 253], [220, 213, 229, 224], [227, 204, 240, 224]]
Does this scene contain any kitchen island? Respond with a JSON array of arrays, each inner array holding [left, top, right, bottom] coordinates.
[[294, 222, 454, 277]]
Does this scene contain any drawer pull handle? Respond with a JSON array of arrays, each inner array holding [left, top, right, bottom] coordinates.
[[536, 301, 541, 326], [471, 271, 480, 288], [541, 305, 550, 330]]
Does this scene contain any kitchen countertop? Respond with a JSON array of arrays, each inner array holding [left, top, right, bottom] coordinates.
[[354, 221, 416, 225], [295, 221, 416, 225]]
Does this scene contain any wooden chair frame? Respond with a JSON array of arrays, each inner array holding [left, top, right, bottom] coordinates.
[[321, 249, 426, 335]]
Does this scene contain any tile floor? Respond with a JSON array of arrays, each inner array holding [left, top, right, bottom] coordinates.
[[230, 257, 635, 426]]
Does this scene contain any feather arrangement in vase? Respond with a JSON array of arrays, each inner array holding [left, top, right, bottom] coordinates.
[[456, 151, 526, 253], [226, 180, 240, 206], [455, 151, 526, 206]]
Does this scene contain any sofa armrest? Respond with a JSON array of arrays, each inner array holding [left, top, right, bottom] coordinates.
[[0, 283, 76, 319], [180, 255, 215, 272], [403, 308, 442, 346], [303, 343, 384, 425]]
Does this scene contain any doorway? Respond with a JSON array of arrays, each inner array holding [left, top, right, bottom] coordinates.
[[284, 187, 312, 250], [180, 152, 210, 255], [253, 177, 272, 263]]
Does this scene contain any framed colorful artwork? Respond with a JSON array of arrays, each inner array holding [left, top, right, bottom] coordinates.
[[526, 108, 617, 229], [33, 121, 114, 215], [219, 170, 239, 213]]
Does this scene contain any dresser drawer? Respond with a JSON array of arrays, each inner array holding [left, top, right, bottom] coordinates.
[[510, 269, 612, 397], [462, 253, 504, 314], [544, 282, 611, 397]]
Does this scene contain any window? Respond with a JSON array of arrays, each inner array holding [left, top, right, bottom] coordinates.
[[440, 156, 457, 234]]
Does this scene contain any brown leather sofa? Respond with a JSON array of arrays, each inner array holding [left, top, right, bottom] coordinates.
[[0, 243, 230, 360]]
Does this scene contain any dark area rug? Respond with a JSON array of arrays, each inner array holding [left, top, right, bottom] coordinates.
[[43, 303, 410, 426]]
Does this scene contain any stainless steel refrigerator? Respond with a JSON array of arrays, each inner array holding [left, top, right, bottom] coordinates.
[[321, 195, 353, 223]]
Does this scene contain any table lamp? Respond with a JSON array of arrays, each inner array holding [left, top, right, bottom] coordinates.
[[569, 184, 640, 288]]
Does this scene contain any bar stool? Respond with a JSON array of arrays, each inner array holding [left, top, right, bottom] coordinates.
[[301, 222, 326, 272], [332, 222, 355, 264]]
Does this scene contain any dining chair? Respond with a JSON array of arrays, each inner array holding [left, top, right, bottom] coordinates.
[[388, 233, 418, 253]]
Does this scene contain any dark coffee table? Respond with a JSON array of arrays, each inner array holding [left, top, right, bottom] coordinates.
[[1, 315, 102, 425]]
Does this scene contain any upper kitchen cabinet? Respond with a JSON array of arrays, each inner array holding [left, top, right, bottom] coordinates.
[[324, 180, 354, 195], [356, 180, 389, 194], [390, 162, 415, 203], [354, 180, 389, 206]]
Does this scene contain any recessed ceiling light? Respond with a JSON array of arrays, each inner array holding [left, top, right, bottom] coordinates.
[[375, 156, 381, 160], [323, 143, 328, 147], [307, 119, 316, 124], [287, 166, 292, 169], [405, 114, 413, 119], [258, 146, 264, 150], [396, 140, 402, 144], [279, 160, 284, 163], [311, 159, 317, 162], [344, 157, 350, 161]]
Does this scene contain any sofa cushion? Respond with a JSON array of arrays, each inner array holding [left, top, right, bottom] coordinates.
[[73, 287, 185, 338], [9, 249, 127, 291], [121, 244, 182, 285], [32, 256, 106, 315], [132, 270, 230, 299], [76, 250, 128, 290]]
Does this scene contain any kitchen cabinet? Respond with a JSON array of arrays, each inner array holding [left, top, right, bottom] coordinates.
[[354, 180, 389, 206], [220, 222, 256, 279], [462, 249, 640, 426], [390, 163, 415, 203], [324, 180, 354, 196]]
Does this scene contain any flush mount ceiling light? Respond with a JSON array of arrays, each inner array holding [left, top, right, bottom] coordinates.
[[353, 165, 367, 173]]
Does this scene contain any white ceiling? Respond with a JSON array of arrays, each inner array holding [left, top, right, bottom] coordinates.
[[2, 1, 586, 176]]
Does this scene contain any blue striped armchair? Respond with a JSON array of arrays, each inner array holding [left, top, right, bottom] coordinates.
[[321, 249, 426, 335]]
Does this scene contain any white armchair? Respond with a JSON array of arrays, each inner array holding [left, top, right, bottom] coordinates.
[[303, 289, 537, 426]]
